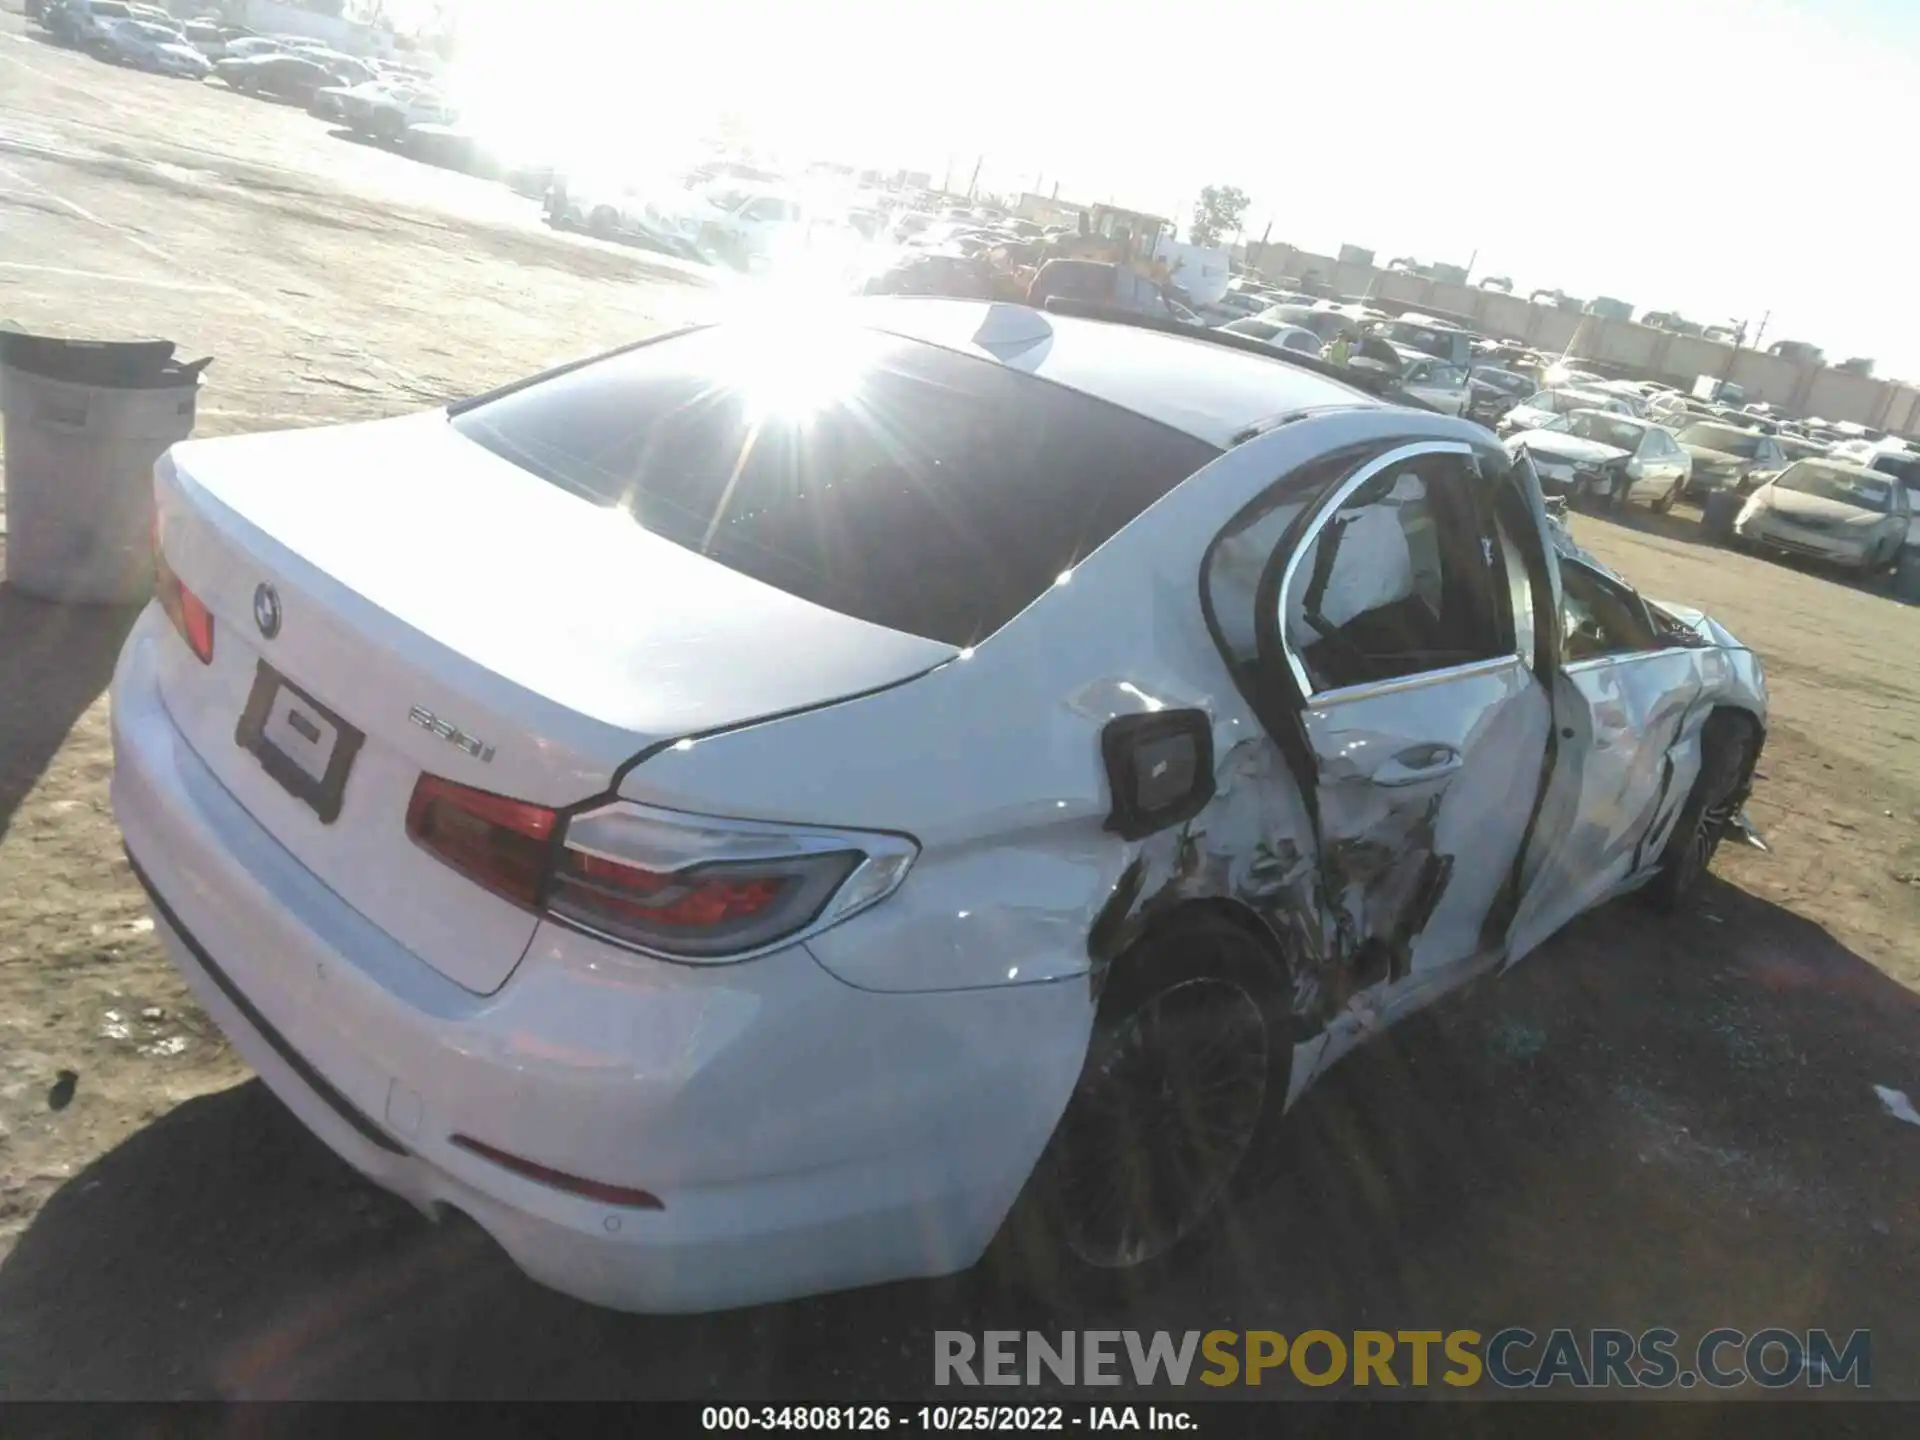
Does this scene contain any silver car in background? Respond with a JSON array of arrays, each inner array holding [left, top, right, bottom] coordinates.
[[1505, 410, 1693, 510], [1735, 459, 1913, 575], [1499, 387, 1633, 436]]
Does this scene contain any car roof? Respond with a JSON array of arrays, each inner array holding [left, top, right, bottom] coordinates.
[[1790, 456, 1886, 479], [859, 299, 1379, 446]]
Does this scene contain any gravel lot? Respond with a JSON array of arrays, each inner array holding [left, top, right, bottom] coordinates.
[[2, 11, 1918, 1402]]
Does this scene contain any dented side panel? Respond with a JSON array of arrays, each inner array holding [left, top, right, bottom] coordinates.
[[1305, 659, 1552, 978]]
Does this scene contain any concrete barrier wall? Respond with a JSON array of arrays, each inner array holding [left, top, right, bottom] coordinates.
[[1245, 247, 1915, 430]]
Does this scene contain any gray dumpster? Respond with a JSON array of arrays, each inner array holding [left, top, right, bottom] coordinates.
[[1, 331, 210, 605]]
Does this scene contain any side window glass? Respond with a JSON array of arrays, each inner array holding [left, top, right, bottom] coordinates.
[[1560, 562, 1659, 662], [1283, 453, 1507, 695]]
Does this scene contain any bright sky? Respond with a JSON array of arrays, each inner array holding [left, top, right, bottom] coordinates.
[[441, 0, 1920, 379]]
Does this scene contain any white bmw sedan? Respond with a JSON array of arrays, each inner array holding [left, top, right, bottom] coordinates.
[[113, 300, 1767, 1313]]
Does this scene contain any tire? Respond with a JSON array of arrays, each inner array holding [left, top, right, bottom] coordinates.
[[588, 206, 619, 239], [986, 909, 1286, 1311], [1651, 476, 1683, 514], [1645, 712, 1758, 913]]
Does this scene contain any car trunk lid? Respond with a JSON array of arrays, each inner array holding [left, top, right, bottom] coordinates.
[[151, 412, 954, 992]]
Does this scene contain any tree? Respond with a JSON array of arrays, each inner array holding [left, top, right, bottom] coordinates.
[[1189, 185, 1250, 248]]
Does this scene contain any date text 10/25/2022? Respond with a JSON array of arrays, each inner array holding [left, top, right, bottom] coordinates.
[[702, 1408, 1193, 1432]]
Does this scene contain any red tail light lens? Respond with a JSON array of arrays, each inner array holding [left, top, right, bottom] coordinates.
[[152, 522, 214, 665], [405, 775, 557, 909], [404, 780, 917, 963], [548, 845, 859, 958]]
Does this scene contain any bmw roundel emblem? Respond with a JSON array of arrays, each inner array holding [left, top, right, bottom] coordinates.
[[253, 582, 282, 639]]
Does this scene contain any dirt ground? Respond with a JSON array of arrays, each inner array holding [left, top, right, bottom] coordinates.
[[2, 11, 1917, 1401]]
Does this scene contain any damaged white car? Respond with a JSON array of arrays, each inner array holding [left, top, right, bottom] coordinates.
[[112, 300, 1767, 1314]]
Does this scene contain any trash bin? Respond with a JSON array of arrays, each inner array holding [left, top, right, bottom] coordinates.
[[1699, 488, 1744, 543], [1894, 544, 1920, 605], [0, 331, 210, 605]]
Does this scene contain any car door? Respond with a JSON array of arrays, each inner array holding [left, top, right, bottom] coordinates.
[[1244, 441, 1557, 1028], [1628, 429, 1671, 499], [1504, 558, 1707, 958]]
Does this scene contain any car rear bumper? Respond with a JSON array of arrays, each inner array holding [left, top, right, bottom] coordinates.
[[109, 611, 1089, 1312]]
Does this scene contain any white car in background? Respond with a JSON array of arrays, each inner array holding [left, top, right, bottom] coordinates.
[[1505, 409, 1693, 510], [1217, 316, 1324, 358], [114, 302, 1768, 1315], [654, 184, 808, 267], [1499, 387, 1633, 435], [99, 17, 211, 76], [1389, 349, 1470, 415], [1735, 458, 1913, 574]]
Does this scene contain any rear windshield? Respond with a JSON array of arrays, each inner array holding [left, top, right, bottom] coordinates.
[[1678, 423, 1762, 458], [451, 323, 1220, 646]]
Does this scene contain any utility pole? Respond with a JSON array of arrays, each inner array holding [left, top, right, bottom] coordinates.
[[1464, 248, 1478, 284], [1750, 309, 1771, 352], [965, 154, 983, 201]]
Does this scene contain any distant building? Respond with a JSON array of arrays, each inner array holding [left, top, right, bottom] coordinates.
[[233, 0, 398, 57], [1337, 244, 1374, 266]]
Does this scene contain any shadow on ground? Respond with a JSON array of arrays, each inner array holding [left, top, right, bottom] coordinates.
[[2, 876, 1915, 1400], [0, 583, 138, 839]]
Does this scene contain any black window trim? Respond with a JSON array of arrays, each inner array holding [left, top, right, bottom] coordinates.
[[1271, 438, 1505, 702]]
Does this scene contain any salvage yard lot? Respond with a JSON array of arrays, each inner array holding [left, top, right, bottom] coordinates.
[[2, 13, 1918, 1400]]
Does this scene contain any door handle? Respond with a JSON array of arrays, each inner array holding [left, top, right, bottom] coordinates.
[[1372, 744, 1463, 787]]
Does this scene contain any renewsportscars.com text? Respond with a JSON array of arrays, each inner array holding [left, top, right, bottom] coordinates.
[[934, 1328, 1870, 1390]]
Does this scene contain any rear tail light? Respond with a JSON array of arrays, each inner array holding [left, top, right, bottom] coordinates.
[[405, 776, 557, 909], [405, 778, 915, 963], [152, 517, 214, 665]]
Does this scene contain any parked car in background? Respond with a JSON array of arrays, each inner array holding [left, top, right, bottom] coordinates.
[[1384, 350, 1470, 415], [1465, 365, 1535, 426], [213, 53, 342, 103], [1024, 261, 1176, 320], [1542, 362, 1607, 388], [1376, 315, 1474, 370], [1217, 317, 1324, 358], [861, 249, 995, 299], [42, 0, 133, 49], [1506, 410, 1692, 509], [98, 17, 211, 76], [1674, 422, 1788, 498], [1735, 459, 1913, 576], [1254, 305, 1358, 347], [1774, 432, 1833, 464], [115, 301, 1769, 1315], [334, 81, 456, 138], [1499, 387, 1633, 435], [1582, 380, 1653, 418], [181, 20, 256, 59], [690, 186, 811, 267], [1201, 281, 1285, 325], [1833, 444, 1920, 548], [218, 36, 287, 60]]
